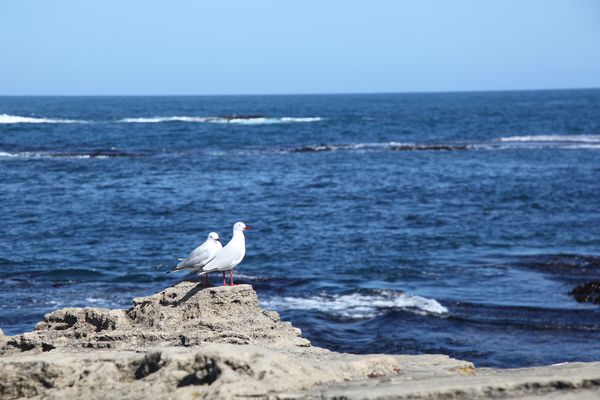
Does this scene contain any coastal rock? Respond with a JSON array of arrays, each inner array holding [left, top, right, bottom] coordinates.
[[314, 361, 600, 399], [1, 282, 600, 399], [1, 283, 309, 355], [571, 281, 600, 304], [0, 344, 427, 399], [516, 253, 600, 274]]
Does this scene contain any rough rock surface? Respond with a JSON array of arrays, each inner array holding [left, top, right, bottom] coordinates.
[[1, 283, 308, 355], [1, 282, 599, 399]]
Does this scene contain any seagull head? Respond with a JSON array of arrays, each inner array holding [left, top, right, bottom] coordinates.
[[207, 232, 220, 242], [233, 222, 252, 232]]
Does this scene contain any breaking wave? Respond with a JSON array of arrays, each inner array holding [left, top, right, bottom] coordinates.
[[118, 115, 322, 124], [119, 116, 209, 123], [0, 114, 85, 124], [499, 135, 600, 143], [0, 149, 141, 159], [261, 290, 448, 319]]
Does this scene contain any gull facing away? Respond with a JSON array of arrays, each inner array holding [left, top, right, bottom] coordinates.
[[200, 222, 252, 286], [169, 232, 222, 284]]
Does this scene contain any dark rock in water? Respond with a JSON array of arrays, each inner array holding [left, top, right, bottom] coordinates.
[[286, 143, 470, 153], [516, 254, 600, 273], [571, 281, 600, 304], [289, 144, 333, 153], [388, 144, 469, 151], [514, 254, 600, 303], [513, 253, 600, 288]]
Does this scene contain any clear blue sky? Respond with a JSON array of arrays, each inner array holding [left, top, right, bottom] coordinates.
[[1, 0, 599, 95]]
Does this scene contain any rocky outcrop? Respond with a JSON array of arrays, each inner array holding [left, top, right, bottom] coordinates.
[[1, 283, 308, 356], [571, 281, 600, 304], [0, 344, 471, 400], [1, 282, 599, 399], [513, 254, 600, 305]]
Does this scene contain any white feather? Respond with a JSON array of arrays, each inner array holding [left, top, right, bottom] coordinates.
[[200, 222, 248, 274]]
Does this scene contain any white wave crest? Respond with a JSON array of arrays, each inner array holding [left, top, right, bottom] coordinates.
[[0, 151, 117, 160], [261, 290, 448, 319], [561, 144, 600, 149], [118, 116, 322, 124], [0, 114, 84, 124], [500, 135, 600, 143], [119, 116, 209, 123], [277, 117, 322, 123]]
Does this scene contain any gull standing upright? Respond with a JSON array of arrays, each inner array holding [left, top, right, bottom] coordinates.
[[169, 232, 222, 284], [200, 222, 252, 286]]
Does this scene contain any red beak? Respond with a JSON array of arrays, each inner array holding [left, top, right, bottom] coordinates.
[[244, 225, 252, 231]]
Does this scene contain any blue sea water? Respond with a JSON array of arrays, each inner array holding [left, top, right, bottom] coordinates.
[[1, 90, 599, 368]]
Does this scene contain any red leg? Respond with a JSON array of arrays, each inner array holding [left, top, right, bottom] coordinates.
[[230, 269, 234, 286], [222, 271, 227, 286], [202, 274, 208, 286]]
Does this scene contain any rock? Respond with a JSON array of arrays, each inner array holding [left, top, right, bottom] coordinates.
[[313, 361, 600, 399], [388, 144, 469, 151], [515, 254, 600, 274], [1, 283, 309, 355], [1, 282, 599, 399], [571, 281, 600, 304], [0, 344, 471, 400]]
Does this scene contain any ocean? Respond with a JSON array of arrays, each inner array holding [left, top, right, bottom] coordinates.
[[1, 90, 599, 368]]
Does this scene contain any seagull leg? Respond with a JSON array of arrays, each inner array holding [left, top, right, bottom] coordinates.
[[222, 271, 227, 286], [230, 269, 235, 286], [202, 274, 208, 286]]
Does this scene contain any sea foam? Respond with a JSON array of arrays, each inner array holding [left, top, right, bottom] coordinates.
[[118, 116, 322, 124], [0, 150, 135, 159], [500, 135, 600, 143], [0, 114, 84, 124], [261, 290, 448, 319]]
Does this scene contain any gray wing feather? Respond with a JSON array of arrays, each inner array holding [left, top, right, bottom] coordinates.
[[189, 242, 209, 259], [176, 248, 211, 270]]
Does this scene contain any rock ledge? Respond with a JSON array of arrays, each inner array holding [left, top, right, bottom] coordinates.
[[1, 282, 599, 399]]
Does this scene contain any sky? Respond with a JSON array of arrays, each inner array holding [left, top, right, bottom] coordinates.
[[0, 0, 599, 95]]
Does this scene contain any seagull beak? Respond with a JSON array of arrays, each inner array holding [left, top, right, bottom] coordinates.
[[244, 226, 252, 231]]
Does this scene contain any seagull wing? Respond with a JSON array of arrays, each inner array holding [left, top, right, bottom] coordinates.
[[200, 245, 241, 273], [177, 248, 212, 270], [188, 241, 210, 259]]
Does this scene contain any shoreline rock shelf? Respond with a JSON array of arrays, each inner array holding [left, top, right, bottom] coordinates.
[[1, 283, 599, 399]]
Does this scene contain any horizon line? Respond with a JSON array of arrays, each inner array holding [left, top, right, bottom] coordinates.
[[0, 86, 599, 97]]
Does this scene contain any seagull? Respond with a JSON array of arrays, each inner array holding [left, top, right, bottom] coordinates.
[[169, 232, 222, 284], [200, 222, 251, 286]]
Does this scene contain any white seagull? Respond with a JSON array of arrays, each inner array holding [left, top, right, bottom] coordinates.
[[169, 232, 222, 284], [200, 222, 252, 286]]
